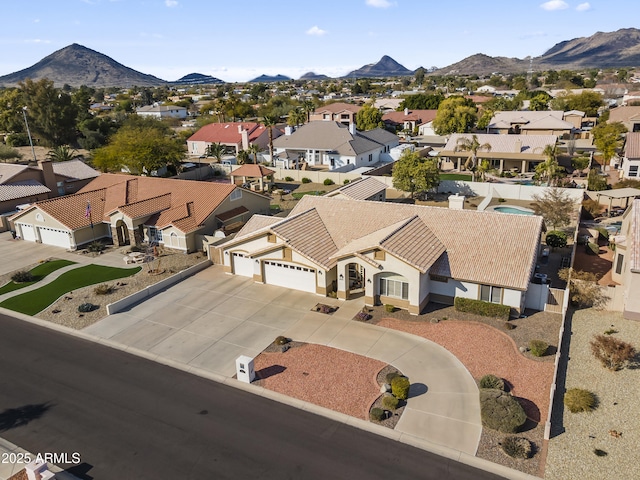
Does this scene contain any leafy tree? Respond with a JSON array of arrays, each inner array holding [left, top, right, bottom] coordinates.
[[0, 88, 26, 134], [0, 144, 23, 162], [414, 67, 425, 86], [47, 145, 78, 162], [614, 178, 640, 189], [592, 122, 627, 165], [432, 96, 477, 135], [531, 188, 575, 229], [392, 150, 440, 199], [78, 116, 120, 150], [587, 168, 608, 191], [546, 230, 568, 249], [529, 93, 550, 111], [399, 93, 444, 110], [571, 155, 590, 173], [558, 268, 609, 309], [355, 103, 383, 131], [455, 134, 491, 179], [565, 91, 604, 117], [544, 70, 559, 85]]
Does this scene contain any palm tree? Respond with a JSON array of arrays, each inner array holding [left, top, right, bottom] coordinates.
[[287, 108, 306, 127], [536, 143, 559, 186], [302, 100, 315, 123], [236, 149, 250, 165], [476, 159, 491, 182], [248, 144, 261, 164], [47, 145, 78, 162], [262, 114, 278, 166], [455, 134, 491, 180], [206, 142, 225, 163]]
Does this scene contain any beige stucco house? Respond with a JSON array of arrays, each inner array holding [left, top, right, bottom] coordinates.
[[611, 199, 640, 320]]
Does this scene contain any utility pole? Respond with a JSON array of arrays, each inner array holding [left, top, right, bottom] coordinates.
[[22, 106, 37, 162]]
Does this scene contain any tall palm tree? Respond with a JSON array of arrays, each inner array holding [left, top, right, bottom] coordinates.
[[262, 114, 278, 166], [302, 100, 315, 123], [455, 134, 491, 180], [236, 149, 250, 165], [287, 108, 306, 127], [476, 159, 491, 182], [248, 144, 261, 164], [536, 143, 559, 186]]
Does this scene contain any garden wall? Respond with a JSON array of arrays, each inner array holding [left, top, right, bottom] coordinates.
[[437, 181, 585, 202]]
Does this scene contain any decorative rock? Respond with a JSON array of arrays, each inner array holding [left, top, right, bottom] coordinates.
[[280, 344, 290, 353], [519, 346, 527, 353], [380, 383, 391, 393]]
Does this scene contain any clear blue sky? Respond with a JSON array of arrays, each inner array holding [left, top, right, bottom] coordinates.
[[0, 0, 636, 82]]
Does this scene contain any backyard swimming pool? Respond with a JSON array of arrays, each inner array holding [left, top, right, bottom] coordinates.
[[489, 205, 535, 215]]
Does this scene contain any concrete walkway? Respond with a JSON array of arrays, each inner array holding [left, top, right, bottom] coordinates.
[[82, 266, 483, 456]]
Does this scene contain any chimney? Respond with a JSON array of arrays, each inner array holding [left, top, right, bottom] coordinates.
[[349, 123, 356, 135], [404, 107, 409, 116], [514, 139, 522, 153], [284, 126, 293, 136], [448, 193, 465, 210], [237, 125, 243, 134], [38, 160, 58, 197], [240, 128, 249, 151]]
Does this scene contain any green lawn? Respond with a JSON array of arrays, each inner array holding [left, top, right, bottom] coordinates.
[[0, 259, 77, 295], [291, 190, 325, 200], [0, 264, 141, 316], [440, 173, 473, 181]]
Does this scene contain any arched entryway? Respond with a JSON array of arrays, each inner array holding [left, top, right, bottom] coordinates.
[[115, 220, 130, 246]]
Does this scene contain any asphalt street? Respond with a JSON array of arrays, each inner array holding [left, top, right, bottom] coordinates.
[[0, 313, 506, 480]]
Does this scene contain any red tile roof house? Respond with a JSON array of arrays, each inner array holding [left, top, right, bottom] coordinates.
[[9, 174, 271, 252], [186, 122, 282, 158], [309, 103, 362, 125], [215, 195, 544, 316], [382, 108, 438, 136]]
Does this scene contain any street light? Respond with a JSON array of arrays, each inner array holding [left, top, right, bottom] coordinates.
[[22, 106, 37, 163]]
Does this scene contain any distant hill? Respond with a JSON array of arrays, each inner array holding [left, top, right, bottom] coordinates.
[[171, 72, 224, 85], [433, 53, 527, 76], [249, 74, 292, 83], [345, 55, 414, 78], [299, 71, 330, 80], [0, 43, 167, 88]]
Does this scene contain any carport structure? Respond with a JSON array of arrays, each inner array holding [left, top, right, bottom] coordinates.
[[595, 187, 640, 216]]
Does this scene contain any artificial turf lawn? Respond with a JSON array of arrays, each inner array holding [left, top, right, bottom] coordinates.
[[439, 173, 473, 181], [0, 264, 141, 315], [0, 259, 77, 295]]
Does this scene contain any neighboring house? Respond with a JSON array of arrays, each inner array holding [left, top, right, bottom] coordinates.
[[325, 177, 387, 202], [382, 109, 438, 135], [136, 104, 187, 119], [374, 98, 402, 112], [611, 199, 640, 320], [309, 103, 362, 125], [487, 111, 577, 137], [608, 106, 640, 133], [215, 195, 543, 315], [439, 133, 558, 173], [272, 122, 399, 171], [186, 122, 282, 157], [10, 174, 270, 252], [620, 132, 640, 179]]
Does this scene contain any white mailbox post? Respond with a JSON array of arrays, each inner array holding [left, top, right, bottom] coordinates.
[[236, 355, 255, 383]]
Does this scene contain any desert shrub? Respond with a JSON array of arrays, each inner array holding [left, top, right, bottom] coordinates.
[[504, 322, 515, 330], [284, 176, 294, 181], [343, 179, 350, 185], [384, 304, 395, 313], [385, 371, 401, 384], [529, 339, 549, 357], [301, 177, 311, 184], [78, 303, 97, 313], [586, 242, 599, 255], [93, 284, 114, 295], [479, 389, 527, 433], [323, 178, 335, 186], [87, 241, 105, 253], [369, 407, 385, 421], [593, 448, 608, 457], [11, 270, 33, 283], [590, 334, 636, 371], [595, 227, 610, 240], [604, 328, 618, 335], [498, 198, 506, 202], [501, 436, 532, 459], [454, 297, 510, 319], [564, 388, 597, 413], [582, 198, 602, 218], [274, 335, 290, 346], [479, 374, 505, 391], [391, 376, 410, 400], [546, 230, 568, 249], [382, 394, 400, 410]]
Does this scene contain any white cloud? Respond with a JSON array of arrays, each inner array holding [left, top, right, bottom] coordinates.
[[24, 39, 51, 44], [306, 26, 327, 36], [365, 0, 396, 8], [576, 2, 591, 11], [540, 0, 569, 11], [165, 0, 178, 7]]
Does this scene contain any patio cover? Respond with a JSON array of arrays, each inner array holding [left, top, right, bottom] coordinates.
[[596, 187, 640, 214]]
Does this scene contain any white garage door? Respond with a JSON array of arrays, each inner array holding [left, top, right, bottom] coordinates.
[[263, 261, 316, 293], [17, 223, 36, 242], [38, 227, 72, 249], [232, 252, 254, 277]]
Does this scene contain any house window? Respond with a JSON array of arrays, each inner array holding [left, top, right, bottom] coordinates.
[[368, 154, 373, 162], [480, 285, 502, 303], [148, 227, 162, 243], [230, 189, 242, 201], [629, 165, 639, 177], [380, 278, 409, 300], [615, 254, 624, 275]]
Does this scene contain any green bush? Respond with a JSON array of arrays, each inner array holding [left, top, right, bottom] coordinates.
[[498, 198, 506, 202], [586, 242, 600, 255], [323, 178, 335, 186], [529, 339, 549, 357], [369, 407, 385, 421], [564, 388, 597, 413], [343, 179, 351, 185], [595, 227, 610, 240], [479, 389, 527, 433], [301, 177, 312, 184], [504, 321, 515, 330], [78, 303, 97, 313], [385, 371, 401, 384], [384, 304, 395, 313], [479, 374, 505, 391], [11, 270, 34, 283], [382, 394, 400, 410], [546, 230, 568, 249], [454, 297, 510, 319], [284, 176, 294, 181], [501, 436, 532, 459], [88, 241, 105, 253], [274, 335, 290, 346], [590, 334, 636, 371], [93, 284, 114, 295], [391, 376, 410, 400]]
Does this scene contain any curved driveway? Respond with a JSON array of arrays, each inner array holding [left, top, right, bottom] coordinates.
[[82, 265, 482, 455]]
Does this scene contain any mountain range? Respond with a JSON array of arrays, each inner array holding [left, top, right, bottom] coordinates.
[[0, 28, 639, 87]]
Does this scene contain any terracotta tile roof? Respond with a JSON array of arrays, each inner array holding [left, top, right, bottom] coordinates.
[[488, 111, 564, 128], [0, 164, 32, 185], [0, 180, 50, 202], [235, 214, 281, 238], [625, 132, 640, 158], [227, 196, 543, 290], [314, 103, 361, 114], [382, 109, 437, 125], [328, 177, 387, 200], [117, 194, 172, 219], [442, 133, 557, 156], [52, 160, 100, 181], [187, 122, 265, 145], [231, 164, 275, 177], [26, 188, 109, 230], [609, 106, 640, 123]]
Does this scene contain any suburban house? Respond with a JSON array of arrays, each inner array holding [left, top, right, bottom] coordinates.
[[309, 103, 361, 125], [439, 133, 558, 173], [136, 104, 187, 119], [10, 174, 270, 252], [611, 199, 640, 320], [382, 109, 438, 136], [325, 177, 387, 202], [486, 111, 577, 137], [186, 122, 282, 157], [215, 195, 543, 315], [272, 121, 399, 171], [608, 105, 640, 133], [620, 132, 640, 179]]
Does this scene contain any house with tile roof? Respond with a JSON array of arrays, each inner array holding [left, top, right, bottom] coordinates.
[[9, 174, 270, 251], [611, 199, 640, 320], [620, 132, 640, 179], [382, 109, 438, 136], [215, 195, 543, 315], [272, 122, 399, 171], [309, 103, 362, 125], [487, 111, 577, 137], [186, 122, 282, 157], [608, 106, 640, 133], [439, 133, 558, 174], [325, 177, 387, 201]]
